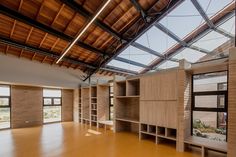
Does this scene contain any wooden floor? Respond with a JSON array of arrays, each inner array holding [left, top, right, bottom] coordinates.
[[0, 122, 223, 157]]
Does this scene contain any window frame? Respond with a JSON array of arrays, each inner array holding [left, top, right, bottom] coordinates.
[[191, 71, 228, 141], [0, 85, 11, 129], [43, 88, 62, 124]]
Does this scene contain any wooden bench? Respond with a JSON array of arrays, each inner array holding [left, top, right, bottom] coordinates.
[[184, 136, 227, 157], [98, 121, 113, 130]]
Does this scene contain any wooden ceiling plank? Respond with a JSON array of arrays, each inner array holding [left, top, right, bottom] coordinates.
[[41, 56, 47, 63], [39, 33, 48, 48], [19, 49, 24, 58], [5, 45, 9, 55], [51, 4, 65, 26], [63, 12, 77, 33], [18, 0, 24, 12], [36, 0, 45, 20], [31, 52, 37, 60]]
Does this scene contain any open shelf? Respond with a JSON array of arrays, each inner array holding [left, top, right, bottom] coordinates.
[[166, 128, 177, 140], [157, 126, 166, 137], [91, 86, 97, 97], [127, 79, 140, 96], [115, 120, 139, 133], [140, 133, 156, 143], [116, 118, 139, 124], [141, 124, 148, 132], [116, 81, 126, 96], [148, 125, 156, 134]]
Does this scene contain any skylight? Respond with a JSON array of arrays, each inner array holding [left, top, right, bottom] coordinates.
[[192, 31, 230, 52], [156, 61, 179, 70], [197, 0, 234, 18], [218, 16, 235, 35], [136, 26, 177, 54], [159, 0, 204, 39], [118, 45, 158, 65], [172, 48, 206, 63], [107, 60, 143, 72]]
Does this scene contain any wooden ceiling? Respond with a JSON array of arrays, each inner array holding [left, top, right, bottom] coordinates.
[[0, 0, 177, 78]]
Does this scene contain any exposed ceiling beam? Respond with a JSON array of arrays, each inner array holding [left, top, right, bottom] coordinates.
[[154, 23, 210, 54], [0, 36, 97, 69], [83, 0, 184, 81], [115, 56, 149, 68], [60, 0, 127, 43], [191, 0, 234, 39], [131, 42, 180, 62], [0, 5, 109, 57], [130, 0, 148, 22], [103, 65, 138, 75]]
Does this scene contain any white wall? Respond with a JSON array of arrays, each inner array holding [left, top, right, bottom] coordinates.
[[0, 54, 86, 88]]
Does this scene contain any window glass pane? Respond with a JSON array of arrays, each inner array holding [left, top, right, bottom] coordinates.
[[0, 108, 10, 129], [192, 31, 230, 52], [107, 60, 143, 72], [136, 26, 178, 54], [118, 45, 158, 65], [53, 98, 61, 105], [193, 71, 227, 92], [193, 111, 227, 142], [172, 48, 206, 63], [0, 86, 10, 96], [156, 60, 179, 70], [44, 98, 52, 105], [218, 16, 235, 35], [0, 98, 9, 106], [195, 95, 225, 108], [159, 0, 204, 38], [43, 89, 61, 97], [197, 0, 233, 18], [43, 106, 61, 123]]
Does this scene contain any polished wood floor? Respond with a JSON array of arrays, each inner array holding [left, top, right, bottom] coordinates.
[[0, 122, 220, 157]]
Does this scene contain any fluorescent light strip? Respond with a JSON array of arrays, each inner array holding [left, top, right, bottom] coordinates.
[[56, 0, 112, 64]]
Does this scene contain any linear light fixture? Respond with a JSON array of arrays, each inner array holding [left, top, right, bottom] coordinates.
[[56, 0, 112, 64]]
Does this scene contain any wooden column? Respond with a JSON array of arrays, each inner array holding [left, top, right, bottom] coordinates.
[[177, 60, 192, 152], [73, 88, 79, 122], [228, 47, 236, 157], [62, 89, 73, 122]]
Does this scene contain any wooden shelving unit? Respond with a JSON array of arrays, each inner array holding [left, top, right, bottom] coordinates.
[[78, 88, 82, 123], [140, 123, 177, 144], [114, 78, 140, 134], [90, 86, 97, 126], [81, 87, 90, 125]]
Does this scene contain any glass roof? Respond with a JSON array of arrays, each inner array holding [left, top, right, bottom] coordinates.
[[192, 31, 230, 51], [160, 0, 204, 39], [107, 0, 235, 74], [118, 45, 158, 65], [218, 16, 235, 35], [197, 0, 234, 18], [136, 26, 178, 54], [107, 60, 143, 72], [172, 48, 206, 63], [157, 61, 179, 70]]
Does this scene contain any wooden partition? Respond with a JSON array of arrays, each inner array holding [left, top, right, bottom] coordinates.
[[81, 87, 90, 124], [97, 84, 109, 122]]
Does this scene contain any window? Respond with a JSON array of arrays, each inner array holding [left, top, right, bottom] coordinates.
[[109, 83, 114, 120], [0, 85, 11, 129], [43, 89, 62, 123], [192, 71, 228, 142]]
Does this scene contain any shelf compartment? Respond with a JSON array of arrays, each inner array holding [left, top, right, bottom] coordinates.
[[141, 124, 148, 132], [115, 120, 139, 133], [91, 86, 97, 97], [116, 81, 126, 96], [127, 79, 140, 96], [148, 125, 157, 134], [140, 132, 156, 143], [157, 126, 165, 136], [91, 99, 97, 103], [166, 128, 177, 139]]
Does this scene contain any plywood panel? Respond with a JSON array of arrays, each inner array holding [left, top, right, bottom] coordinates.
[[140, 70, 178, 101], [73, 89, 79, 122], [82, 88, 90, 120], [97, 85, 109, 121]]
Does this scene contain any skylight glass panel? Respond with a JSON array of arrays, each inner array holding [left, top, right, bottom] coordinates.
[[197, 0, 233, 18], [192, 31, 230, 52], [136, 26, 177, 54], [159, 0, 204, 39], [156, 60, 179, 70], [218, 16, 235, 35], [172, 48, 206, 63], [108, 60, 143, 72], [118, 45, 158, 65]]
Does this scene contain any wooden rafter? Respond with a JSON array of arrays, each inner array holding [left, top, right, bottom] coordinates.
[[19, 49, 24, 58], [51, 4, 65, 26], [10, 20, 16, 38], [25, 27, 34, 43], [5, 45, 9, 55], [63, 12, 77, 33], [36, 0, 45, 20]]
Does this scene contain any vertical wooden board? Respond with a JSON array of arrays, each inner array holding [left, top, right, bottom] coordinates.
[[97, 85, 109, 121], [62, 89, 73, 122], [155, 101, 166, 127], [81, 88, 90, 120], [11, 85, 43, 128], [73, 89, 79, 122], [166, 101, 177, 129]]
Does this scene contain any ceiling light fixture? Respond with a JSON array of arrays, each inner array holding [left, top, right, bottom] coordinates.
[[56, 0, 112, 64]]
